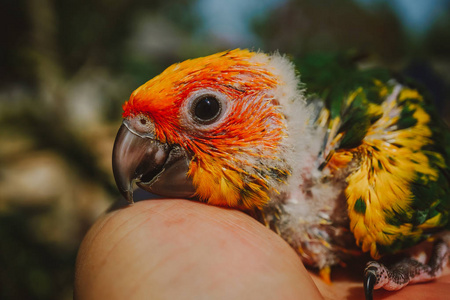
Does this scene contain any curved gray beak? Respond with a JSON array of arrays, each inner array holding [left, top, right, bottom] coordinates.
[[112, 121, 196, 203]]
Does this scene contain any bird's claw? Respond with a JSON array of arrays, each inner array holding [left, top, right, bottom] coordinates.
[[363, 265, 377, 300], [362, 239, 449, 300]]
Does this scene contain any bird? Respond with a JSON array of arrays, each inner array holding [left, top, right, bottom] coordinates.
[[112, 49, 450, 299]]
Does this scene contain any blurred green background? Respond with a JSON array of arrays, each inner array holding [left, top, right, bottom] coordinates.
[[1, 0, 449, 299]]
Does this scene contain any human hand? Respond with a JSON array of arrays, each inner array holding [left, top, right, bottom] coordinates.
[[74, 199, 450, 300]]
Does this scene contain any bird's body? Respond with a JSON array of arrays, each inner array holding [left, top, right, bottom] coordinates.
[[112, 49, 450, 298], [263, 78, 450, 271]]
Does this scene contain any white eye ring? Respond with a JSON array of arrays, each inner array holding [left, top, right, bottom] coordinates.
[[181, 89, 230, 131]]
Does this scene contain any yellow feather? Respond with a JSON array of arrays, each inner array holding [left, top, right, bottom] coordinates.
[[343, 83, 440, 258], [418, 214, 444, 229], [399, 89, 423, 102]]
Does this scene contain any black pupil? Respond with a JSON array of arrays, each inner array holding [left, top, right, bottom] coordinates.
[[194, 96, 220, 122]]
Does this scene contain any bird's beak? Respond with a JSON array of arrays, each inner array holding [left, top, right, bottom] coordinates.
[[112, 121, 196, 203]]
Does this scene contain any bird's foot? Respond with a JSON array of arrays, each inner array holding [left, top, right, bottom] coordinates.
[[363, 239, 449, 300]]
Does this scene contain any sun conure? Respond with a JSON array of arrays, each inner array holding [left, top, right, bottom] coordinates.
[[112, 49, 450, 300]]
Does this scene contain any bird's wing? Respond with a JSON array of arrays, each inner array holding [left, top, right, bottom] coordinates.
[[319, 79, 450, 259]]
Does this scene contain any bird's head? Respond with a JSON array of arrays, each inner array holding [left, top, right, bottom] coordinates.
[[112, 49, 307, 210]]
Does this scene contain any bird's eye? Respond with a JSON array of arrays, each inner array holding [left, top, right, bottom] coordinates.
[[192, 95, 222, 124]]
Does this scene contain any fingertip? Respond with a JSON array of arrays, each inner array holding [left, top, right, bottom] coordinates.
[[75, 199, 322, 299]]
